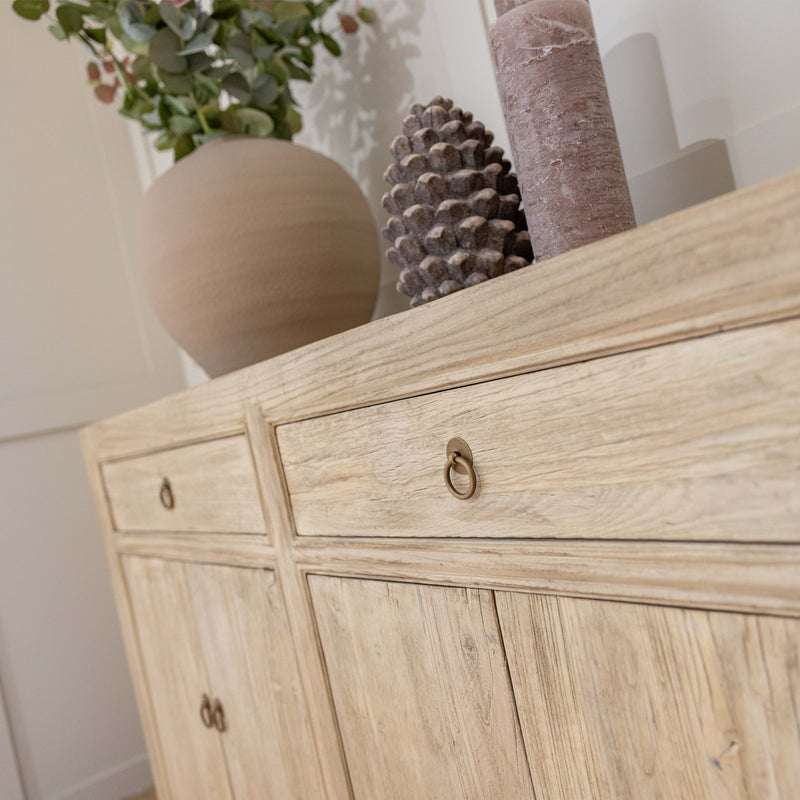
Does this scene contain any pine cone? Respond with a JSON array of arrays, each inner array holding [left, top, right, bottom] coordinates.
[[382, 96, 533, 307]]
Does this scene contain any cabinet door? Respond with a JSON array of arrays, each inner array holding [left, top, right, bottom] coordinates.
[[188, 565, 324, 799], [496, 592, 800, 799], [309, 576, 534, 799], [122, 557, 233, 800]]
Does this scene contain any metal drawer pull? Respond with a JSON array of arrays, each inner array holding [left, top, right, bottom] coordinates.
[[200, 694, 214, 728], [444, 437, 477, 500], [159, 477, 175, 510], [212, 698, 227, 733]]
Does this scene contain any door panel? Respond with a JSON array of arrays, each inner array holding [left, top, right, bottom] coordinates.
[[496, 592, 800, 799], [188, 565, 324, 799], [123, 557, 232, 800], [309, 576, 534, 799]]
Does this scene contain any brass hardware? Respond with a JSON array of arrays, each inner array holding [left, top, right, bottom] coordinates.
[[159, 477, 175, 510], [200, 694, 214, 728], [444, 438, 477, 500], [212, 698, 227, 733]]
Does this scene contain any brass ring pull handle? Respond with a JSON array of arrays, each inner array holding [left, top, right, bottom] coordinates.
[[212, 699, 227, 733], [159, 477, 175, 510], [444, 438, 477, 500], [200, 694, 214, 728]]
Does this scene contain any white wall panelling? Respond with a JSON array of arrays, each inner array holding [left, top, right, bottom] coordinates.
[[1, 6, 185, 797]]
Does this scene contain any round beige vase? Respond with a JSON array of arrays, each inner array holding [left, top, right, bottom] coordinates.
[[140, 137, 380, 378]]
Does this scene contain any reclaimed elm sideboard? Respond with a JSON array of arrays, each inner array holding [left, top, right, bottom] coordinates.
[[82, 170, 800, 800]]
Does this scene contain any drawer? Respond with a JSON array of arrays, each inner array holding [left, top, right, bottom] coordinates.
[[102, 436, 267, 534], [277, 320, 800, 541]]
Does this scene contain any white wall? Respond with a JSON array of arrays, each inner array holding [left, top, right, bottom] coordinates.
[[0, 7, 185, 798], [299, 0, 800, 315]]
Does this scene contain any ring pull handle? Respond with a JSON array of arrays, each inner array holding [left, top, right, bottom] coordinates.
[[444, 437, 478, 501], [212, 699, 227, 733], [159, 477, 175, 510], [200, 694, 214, 728]]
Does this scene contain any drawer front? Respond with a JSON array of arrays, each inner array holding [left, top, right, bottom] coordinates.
[[278, 320, 800, 541], [103, 436, 266, 534]]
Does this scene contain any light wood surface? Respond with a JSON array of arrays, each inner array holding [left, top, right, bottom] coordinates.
[[496, 592, 800, 799], [295, 539, 800, 618], [103, 435, 266, 534], [243, 407, 353, 799], [187, 564, 325, 799], [280, 320, 800, 542], [85, 168, 800, 461], [309, 576, 534, 800], [80, 174, 800, 799], [122, 557, 233, 800]]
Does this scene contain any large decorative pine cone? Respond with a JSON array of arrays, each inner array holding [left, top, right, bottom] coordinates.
[[382, 96, 533, 307]]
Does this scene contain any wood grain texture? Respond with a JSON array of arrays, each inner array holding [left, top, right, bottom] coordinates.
[[280, 320, 800, 542], [114, 532, 275, 568], [103, 435, 266, 534], [309, 576, 534, 800], [296, 539, 800, 618], [80, 435, 175, 800], [187, 565, 325, 800], [121, 557, 233, 800], [496, 592, 800, 799], [84, 169, 800, 461], [243, 407, 353, 799]]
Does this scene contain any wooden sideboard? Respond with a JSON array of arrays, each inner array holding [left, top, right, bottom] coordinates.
[[82, 170, 800, 799]]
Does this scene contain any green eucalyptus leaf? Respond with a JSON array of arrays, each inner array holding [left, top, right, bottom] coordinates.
[[165, 95, 193, 115], [251, 72, 279, 108], [212, 0, 240, 20], [131, 55, 152, 78], [55, 5, 83, 34], [119, 32, 150, 55], [285, 106, 302, 134], [118, 3, 157, 41], [265, 53, 288, 82], [178, 32, 215, 55], [253, 43, 275, 60], [205, 64, 233, 80], [195, 130, 229, 144], [155, 130, 177, 150], [160, 3, 192, 38], [193, 72, 221, 97], [272, 1, 308, 23], [174, 134, 196, 160], [169, 114, 201, 135], [158, 70, 193, 94], [320, 33, 341, 57], [48, 23, 68, 40], [84, 27, 107, 44], [149, 28, 188, 73], [142, 5, 160, 25], [227, 46, 255, 68], [222, 72, 251, 104], [187, 52, 215, 73], [88, 2, 114, 22], [141, 108, 162, 128], [234, 107, 274, 137], [286, 61, 312, 81], [12, 0, 49, 21]]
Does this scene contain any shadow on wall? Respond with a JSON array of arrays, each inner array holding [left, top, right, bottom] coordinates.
[[603, 32, 736, 225], [300, 1, 424, 318]]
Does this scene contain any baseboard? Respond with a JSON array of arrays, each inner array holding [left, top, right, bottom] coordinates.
[[45, 753, 152, 800]]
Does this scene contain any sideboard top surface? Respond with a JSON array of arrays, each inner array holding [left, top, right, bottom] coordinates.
[[83, 168, 800, 461]]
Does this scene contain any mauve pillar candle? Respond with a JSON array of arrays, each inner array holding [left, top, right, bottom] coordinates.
[[490, 0, 635, 260]]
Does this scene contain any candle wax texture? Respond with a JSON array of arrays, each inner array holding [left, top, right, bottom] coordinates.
[[490, 0, 635, 260]]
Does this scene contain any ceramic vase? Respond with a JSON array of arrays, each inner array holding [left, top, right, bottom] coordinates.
[[140, 137, 380, 377]]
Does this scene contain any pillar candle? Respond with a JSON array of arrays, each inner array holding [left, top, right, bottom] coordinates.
[[489, 0, 635, 260]]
